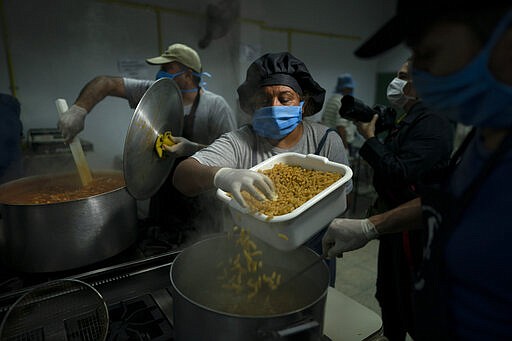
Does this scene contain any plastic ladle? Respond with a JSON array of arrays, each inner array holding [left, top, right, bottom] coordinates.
[[55, 98, 93, 186]]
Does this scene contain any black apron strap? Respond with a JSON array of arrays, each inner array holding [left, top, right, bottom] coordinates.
[[251, 126, 259, 167], [182, 89, 201, 139], [315, 128, 337, 155], [148, 90, 201, 233]]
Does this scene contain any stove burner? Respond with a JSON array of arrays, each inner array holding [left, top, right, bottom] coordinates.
[[0, 222, 183, 296], [107, 294, 173, 341], [137, 225, 183, 257]]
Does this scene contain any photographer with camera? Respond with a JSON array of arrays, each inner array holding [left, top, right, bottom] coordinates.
[[337, 59, 454, 340]]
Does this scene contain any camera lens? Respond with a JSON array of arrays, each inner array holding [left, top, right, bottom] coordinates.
[[339, 95, 376, 122]]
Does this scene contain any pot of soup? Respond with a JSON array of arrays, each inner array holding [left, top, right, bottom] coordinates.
[[170, 232, 329, 340], [0, 170, 138, 273], [0, 78, 185, 273]]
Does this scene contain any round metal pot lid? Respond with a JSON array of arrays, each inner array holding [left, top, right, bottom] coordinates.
[[123, 78, 183, 200]]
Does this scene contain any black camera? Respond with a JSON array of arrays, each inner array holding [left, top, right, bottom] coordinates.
[[339, 95, 397, 134]]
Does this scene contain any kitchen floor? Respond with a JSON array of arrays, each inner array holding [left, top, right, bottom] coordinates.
[[335, 239, 380, 313]]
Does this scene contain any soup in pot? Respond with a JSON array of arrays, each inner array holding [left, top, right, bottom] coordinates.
[[0, 171, 125, 205]]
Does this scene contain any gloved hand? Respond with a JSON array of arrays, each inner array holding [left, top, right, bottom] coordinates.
[[322, 218, 379, 258], [57, 104, 88, 143], [163, 136, 198, 158], [214, 168, 276, 208]]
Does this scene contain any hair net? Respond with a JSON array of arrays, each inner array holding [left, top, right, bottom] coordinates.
[[237, 52, 325, 116]]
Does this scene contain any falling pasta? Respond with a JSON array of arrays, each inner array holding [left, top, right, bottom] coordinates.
[[218, 228, 282, 301]]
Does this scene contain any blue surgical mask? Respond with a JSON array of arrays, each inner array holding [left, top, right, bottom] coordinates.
[[412, 10, 512, 127], [155, 70, 185, 80], [155, 70, 212, 93], [252, 102, 304, 140]]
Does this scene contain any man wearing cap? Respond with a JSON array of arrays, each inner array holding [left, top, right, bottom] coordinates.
[[321, 73, 357, 150], [58, 42, 236, 149], [57, 42, 237, 235], [173, 51, 352, 287], [322, 1, 512, 340]]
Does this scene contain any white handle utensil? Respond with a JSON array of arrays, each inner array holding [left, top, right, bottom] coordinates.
[[55, 98, 93, 186]]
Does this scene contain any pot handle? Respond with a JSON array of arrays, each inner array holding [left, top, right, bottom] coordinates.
[[258, 317, 321, 339]]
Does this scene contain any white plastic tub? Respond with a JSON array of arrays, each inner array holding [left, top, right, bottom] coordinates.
[[216, 153, 353, 251]]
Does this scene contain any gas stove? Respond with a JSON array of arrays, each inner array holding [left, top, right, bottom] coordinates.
[[107, 293, 173, 340], [0, 222, 360, 340], [0, 248, 179, 340], [0, 250, 337, 341], [0, 220, 188, 340]]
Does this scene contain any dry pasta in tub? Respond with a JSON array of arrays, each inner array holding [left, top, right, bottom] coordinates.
[[217, 153, 353, 251], [241, 163, 342, 218]]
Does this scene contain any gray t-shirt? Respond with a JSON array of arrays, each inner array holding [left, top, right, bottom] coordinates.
[[193, 120, 352, 233], [193, 120, 352, 192], [123, 78, 237, 144]]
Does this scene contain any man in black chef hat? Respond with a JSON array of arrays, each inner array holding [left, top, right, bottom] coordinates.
[[172, 51, 352, 286]]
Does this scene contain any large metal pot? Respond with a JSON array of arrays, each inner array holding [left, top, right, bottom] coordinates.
[[0, 79, 183, 273], [170, 234, 329, 341], [0, 170, 137, 273]]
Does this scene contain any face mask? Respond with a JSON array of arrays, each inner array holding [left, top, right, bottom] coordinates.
[[387, 77, 416, 109], [156, 70, 213, 93], [252, 102, 303, 140], [155, 70, 185, 80], [412, 10, 512, 127]]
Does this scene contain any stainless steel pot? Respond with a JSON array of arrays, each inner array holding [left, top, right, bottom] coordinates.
[[0, 170, 138, 273], [170, 234, 329, 341], [0, 79, 183, 273]]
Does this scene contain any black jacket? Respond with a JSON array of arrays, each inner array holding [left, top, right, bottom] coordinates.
[[359, 101, 455, 339], [360, 102, 454, 208]]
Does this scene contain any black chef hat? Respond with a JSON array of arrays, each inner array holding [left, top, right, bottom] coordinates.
[[237, 52, 325, 116], [355, 0, 508, 58]]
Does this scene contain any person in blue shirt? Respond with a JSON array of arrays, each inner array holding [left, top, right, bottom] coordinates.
[[322, 1, 512, 339], [0, 93, 23, 185]]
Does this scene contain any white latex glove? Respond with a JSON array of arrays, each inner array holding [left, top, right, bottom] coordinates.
[[163, 136, 198, 158], [322, 218, 379, 258], [213, 168, 276, 208], [57, 104, 88, 143]]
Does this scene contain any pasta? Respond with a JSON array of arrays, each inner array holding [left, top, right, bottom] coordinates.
[[242, 163, 341, 217], [277, 233, 289, 240], [218, 227, 281, 302]]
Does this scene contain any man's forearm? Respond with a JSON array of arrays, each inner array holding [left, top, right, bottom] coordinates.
[[369, 197, 422, 234], [173, 158, 220, 197], [75, 76, 125, 112]]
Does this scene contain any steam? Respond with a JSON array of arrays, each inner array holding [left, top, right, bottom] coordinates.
[[0, 150, 123, 187]]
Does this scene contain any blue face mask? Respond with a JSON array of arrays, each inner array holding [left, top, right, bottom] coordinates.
[[412, 10, 512, 127], [155, 70, 185, 80], [155, 70, 212, 93], [252, 102, 304, 140]]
